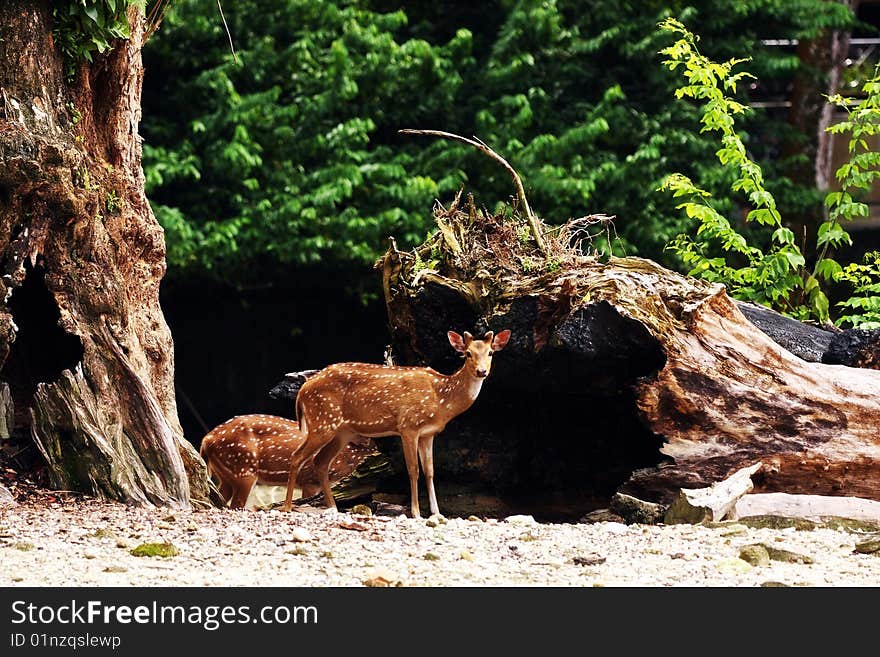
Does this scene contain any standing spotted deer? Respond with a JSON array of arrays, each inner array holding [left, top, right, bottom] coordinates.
[[282, 329, 512, 517]]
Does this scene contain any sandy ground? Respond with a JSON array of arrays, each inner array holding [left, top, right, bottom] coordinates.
[[1, 497, 878, 587]]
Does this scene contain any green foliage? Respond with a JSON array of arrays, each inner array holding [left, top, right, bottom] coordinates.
[[52, 1, 146, 77], [660, 18, 880, 325], [106, 189, 122, 214], [144, 0, 469, 278], [835, 252, 880, 329], [143, 0, 861, 286], [660, 18, 809, 314]]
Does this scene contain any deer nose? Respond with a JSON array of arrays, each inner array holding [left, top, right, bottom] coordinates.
[[475, 368, 488, 378]]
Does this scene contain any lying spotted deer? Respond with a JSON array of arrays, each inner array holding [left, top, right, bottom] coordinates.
[[200, 415, 318, 509], [282, 329, 512, 518], [200, 414, 372, 509]]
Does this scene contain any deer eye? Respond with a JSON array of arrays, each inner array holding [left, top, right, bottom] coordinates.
[[465, 352, 472, 358]]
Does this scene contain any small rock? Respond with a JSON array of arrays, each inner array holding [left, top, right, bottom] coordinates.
[[161, 514, 177, 523], [88, 527, 115, 539], [467, 515, 483, 522], [116, 539, 131, 549], [423, 552, 441, 561], [609, 493, 666, 525], [578, 508, 625, 524], [286, 547, 309, 556], [519, 531, 539, 541], [363, 567, 400, 587], [321, 551, 333, 559], [186, 522, 198, 532], [716, 558, 752, 575], [739, 544, 770, 567], [103, 565, 128, 573], [669, 552, 685, 560], [718, 524, 748, 537], [739, 516, 817, 531], [504, 514, 537, 526], [853, 539, 880, 555], [13, 542, 34, 551], [459, 549, 474, 562], [130, 542, 179, 558], [336, 520, 369, 532], [350, 504, 373, 517], [823, 518, 880, 534], [760, 581, 790, 587], [763, 545, 814, 564], [425, 514, 447, 528], [291, 528, 313, 542], [572, 554, 605, 567], [374, 502, 408, 517], [83, 552, 98, 560]]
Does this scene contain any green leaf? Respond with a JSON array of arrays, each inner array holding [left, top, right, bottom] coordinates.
[[815, 258, 843, 280]]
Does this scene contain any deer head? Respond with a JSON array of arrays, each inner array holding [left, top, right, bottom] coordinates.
[[447, 329, 511, 378]]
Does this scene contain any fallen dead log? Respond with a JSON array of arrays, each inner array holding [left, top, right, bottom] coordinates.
[[268, 370, 320, 402], [379, 194, 880, 510], [0, 483, 14, 506], [735, 492, 880, 524], [664, 463, 761, 524]]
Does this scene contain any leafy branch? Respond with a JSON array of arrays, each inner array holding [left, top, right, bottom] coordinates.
[[658, 18, 807, 314]]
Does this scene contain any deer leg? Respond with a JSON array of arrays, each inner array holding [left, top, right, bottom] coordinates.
[[418, 434, 439, 517], [400, 432, 421, 518], [229, 474, 258, 510], [282, 428, 334, 512], [218, 481, 234, 506], [312, 434, 350, 510]]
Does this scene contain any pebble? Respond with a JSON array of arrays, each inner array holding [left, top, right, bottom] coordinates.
[[290, 528, 313, 543], [739, 544, 770, 567], [504, 515, 537, 526], [426, 514, 447, 528], [363, 567, 399, 587]]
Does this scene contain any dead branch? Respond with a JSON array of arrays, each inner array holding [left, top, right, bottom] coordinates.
[[399, 129, 548, 255]]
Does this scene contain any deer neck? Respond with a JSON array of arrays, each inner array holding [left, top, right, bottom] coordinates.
[[434, 364, 485, 419]]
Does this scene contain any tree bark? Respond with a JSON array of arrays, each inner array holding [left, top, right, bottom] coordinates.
[[0, 2, 207, 506]]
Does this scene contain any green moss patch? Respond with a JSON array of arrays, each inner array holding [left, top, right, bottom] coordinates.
[[130, 542, 179, 558]]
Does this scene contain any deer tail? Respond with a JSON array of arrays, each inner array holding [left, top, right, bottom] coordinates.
[[296, 396, 307, 435], [199, 435, 214, 478]]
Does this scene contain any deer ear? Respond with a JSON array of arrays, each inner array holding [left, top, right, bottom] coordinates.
[[463, 331, 474, 345], [491, 329, 511, 351], [448, 331, 467, 353], [484, 331, 494, 343]]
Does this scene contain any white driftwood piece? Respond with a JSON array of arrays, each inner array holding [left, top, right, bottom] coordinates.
[[664, 462, 762, 524], [735, 493, 880, 524]]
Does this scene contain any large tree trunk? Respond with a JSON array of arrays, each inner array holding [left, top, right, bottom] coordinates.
[[0, 2, 207, 506], [379, 205, 880, 513]]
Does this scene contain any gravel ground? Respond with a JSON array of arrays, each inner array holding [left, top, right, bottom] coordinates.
[[1, 498, 878, 586]]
